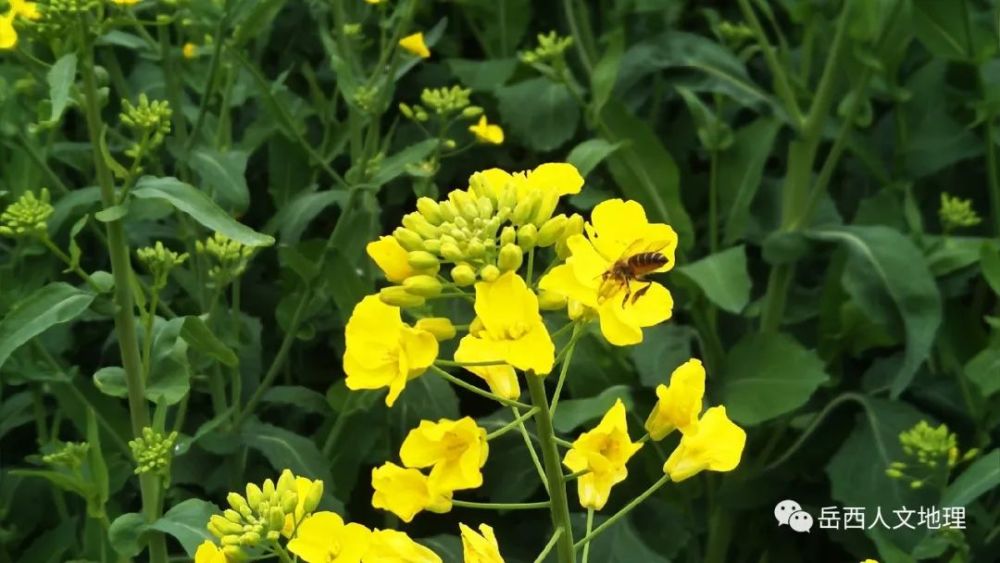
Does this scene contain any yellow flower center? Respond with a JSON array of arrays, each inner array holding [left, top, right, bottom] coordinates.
[[503, 321, 530, 340]]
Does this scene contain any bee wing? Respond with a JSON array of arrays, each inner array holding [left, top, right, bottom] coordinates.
[[616, 238, 671, 260]]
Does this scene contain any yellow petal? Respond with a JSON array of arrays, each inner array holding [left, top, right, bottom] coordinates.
[[194, 541, 226, 563], [588, 199, 652, 261], [399, 32, 431, 58], [400, 326, 439, 376], [0, 14, 18, 50], [663, 406, 746, 482], [504, 323, 555, 375], [524, 163, 584, 196], [371, 463, 450, 523], [460, 522, 505, 563], [367, 236, 416, 283], [538, 263, 598, 309], [645, 359, 705, 440], [454, 336, 520, 399]]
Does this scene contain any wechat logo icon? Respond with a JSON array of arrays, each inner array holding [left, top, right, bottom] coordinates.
[[775, 499, 813, 533]]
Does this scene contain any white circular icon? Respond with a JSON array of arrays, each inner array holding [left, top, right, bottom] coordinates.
[[774, 499, 803, 525], [788, 510, 814, 533]]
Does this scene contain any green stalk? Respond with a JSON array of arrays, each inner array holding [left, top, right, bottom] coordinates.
[[77, 19, 167, 563], [582, 509, 594, 563], [525, 374, 575, 563], [574, 474, 670, 549], [736, 0, 803, 127], [452, 499, 550, 510], [533, 528, 564, 563], [485, 407, 540, 440], [983, 116, 1000, 236]]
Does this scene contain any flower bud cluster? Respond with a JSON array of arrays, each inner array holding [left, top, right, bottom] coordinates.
[[520, 31, 573, 66], [400, 85, 481, 124], [886, 421, 978, 489], [196, 233, 255, 287], [0, 188, 53, 239], [119, 94, 172, 158], [939, 192, 981, 231], [208, 470, 320, 551], [137, 241, 189, 290], [34, 0, 101, 38], [128, 427, 179, 477], [41, 441, 91, 470]]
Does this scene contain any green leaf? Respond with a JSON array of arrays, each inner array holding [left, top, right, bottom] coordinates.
[[95, 204, 128, 223], [65, 214, 89, 274], [145, 318, 191, 406], [942, 449, 1000, 507], [629, 324, 697, 388], [599, 101, 694, 249], [242, 419, 331, 481], [93, 367, 127, 398], [85, 407, 109, 517], [573, 510, 670, 563], [481, 429, 541, 503], [261, 385, 330, 414], [911, 0, 973, 61], [719, 333, 829, 425], [47, 53, 77, 123], [0, 283, 95, 371], [131, 176, 274, 247], [719, 118, 781, 244], [676, 245, 751, 314], [964, 346, 1000, 397], [980, 242, 1000, 295], [496, 77, 579, 152], [181, 316, 238, 367], [552, 385, 633, 433], [149, 499, 217, 557], [11, 469, 95, 499], [807, 226, 942, 397], [447, 58, 518, 91], [590, 28, 625, 118], [565, 139, 623, 178], [231, 0, 289, 46], [189, 149, 251, 212], [371, 139, 439, 187], [108, 513, 147, 557], [392, 373, 460, 435], [266, 189, 346, 244]]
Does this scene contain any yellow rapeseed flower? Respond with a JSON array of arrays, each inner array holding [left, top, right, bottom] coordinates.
[[287, 511, 371, 563], [365, 529, 442, 563], [399, 417, 489, 492], [10, 0, 40, 20], [182, 42, 198, 59], [1, 13, 18, 50], [454, 272, 554, 398], [468, 116, 504, 145], [194, 541, 227, 563], [281, 473, 324, 537], [367, 235, 416, 283], [371, 462, 453, 522], [539, 198, 676, 346], [644, 359, 705, 440], [415, 317, 457, 341], [663, 406, 746, 482], [365, 0, 384, 4], [111, 0, 141, 5], [399, 32, 430, 58], [343, 295, 438, 406], [562, 399, 643, 510], [460, 523, 504, 563]]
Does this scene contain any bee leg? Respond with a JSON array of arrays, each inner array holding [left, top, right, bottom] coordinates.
[[630, 281, 653, 304], [621, 283, 632, 307]]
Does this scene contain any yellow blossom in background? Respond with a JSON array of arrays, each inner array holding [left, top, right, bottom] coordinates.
[[415, 317, 457, 341], [367, 236, 415, 283], [460, 523, 504, 563], [343, 296, 438, 406], [400, 417, 489, 491], [563, 399, 643, 510], [371, 462, 453, 522], [111, 0, 141, 5], [861, 560, 880, 563], [365, 529, 442, 563], [365, 0, 384, 4], [1, 14, 17, 50], [10, 0, 39, 20], [182, 42, 198, 59], [399, 32, 430, 58], [663, 406, 746, 482], [194, 541, 227, 563], [287, 511, 371, 563], [468, 116, 504, 145], [539, 199, 676, 346], [454, 272, 554, 397], [281, 473, 324, 537], [644, 359, 705, 440], [468, 163, 583, 226]]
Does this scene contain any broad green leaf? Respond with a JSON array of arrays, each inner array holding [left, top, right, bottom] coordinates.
[[131, 176, 274, 247], [911, 0, 973, 60], [629, 324, 697, 388], [719, 118, 781, 244], [0, 392, 34, 440], [676, 246, 751, 314], [47, 54, 77, 123], [10, 469, 95, 499], [496, 77, 579, 152], [572, 510, 670, 563], [17, 518, 77, 563], [964, 346, 1000, 397], [149, 499, 217, 557], [807, 226, 942, 397], [599, 101, 694, 249], [190, 149, 251, 212], [145, 318, 191, 406], [231, 0, 288, 46], [95, 204, 128, 222], [85, 408, 109, 517], [447, 58, 518, 91], [93, 366, 128, 398], [65, 214, 89, 274], [565, 139, 623, 178], [552, 385, 633, 433], [371, 139, 439, 187], [419, 535, 462, 563], [0, 283, 95, 370], [108, 513, 146, 557], [676, 86, 731, 150], [181, 316, 238, 367], [719, 333, 829, 425], [980, 242, 1000, 295], [261, 385, 330, 414], [266, 189, 346, 243], [942, 449, 1000, 507], [590, 28, 624, 118], [480, 428, 542, 503], [242, 418, 330, 481], [392, 373, 460, 436]]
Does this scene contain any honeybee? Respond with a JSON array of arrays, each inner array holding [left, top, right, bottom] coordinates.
[[599, 239, 672, 306]]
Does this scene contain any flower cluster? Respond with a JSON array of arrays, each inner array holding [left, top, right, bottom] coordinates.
[[939, 192, 982, 231], [196, 232, 256, 287], [137, 241, 188, 290], [0, 188, 53, 239], [128, 426, 179, 477], [41, 441, 90, 470], [886, 421, 977, 489], [119, 94, 173, 159]]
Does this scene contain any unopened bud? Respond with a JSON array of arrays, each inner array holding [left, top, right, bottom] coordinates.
[[276, 470, 295, 496], [262, 479, 276, 499], [537, 215, 568, 246], [440, 241, 463, 262], [415, 317, 457, 341], [399, 103, 414, 119], [380, 286, 426, 308], [517, 224, 538, 250], [407, 250, 439, 270], [462, 106, 484, 118], [244, 484, 263, 510], [466, 240, 486, 258], [500, 226, 516, 246], [403, 275, 443, 297], [302, 480, 323, 514], [498, 244, 523, 272], [241, 531, 261, 547], [402, 213, 438, 239], [393, 227, 424, 251], [439, 201, 458, 222], [228, 493, 251, 515], [451, 264, 476, 286], [268, 507, 285, 531], [532, 193, 559, 225], [416, 197, 443, 224], [480, 264, 500, 282], [568, 299, 587, 321], [476, 197, 494, 219], [512, 194, 538, 224], [538, 290, 567, 310]]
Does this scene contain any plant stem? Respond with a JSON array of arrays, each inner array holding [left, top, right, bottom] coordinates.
[[429, 365, 532, 409], [550, 323, 583, 415], [486, 407, 539, 440], [736, 0, 803, 127], [77, 18, 167, 563], [708, 148, 720, 254], [511, 406, 550, 493], [983, 117, 1000, 236], [533, 528, 564, 563], [561, 0, 596, 74], [525, 374, 575, 563], [40, 237, 102, 293], [573, 474, 670, 549], [452, 499, 550, 510], [582, 508, 594, 563]]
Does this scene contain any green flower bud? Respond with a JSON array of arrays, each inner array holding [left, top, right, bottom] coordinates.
[[500, 226, 517, 246], [380, 286, 426, 308], [245, 484, 264, 510], [399, 103, 415, 119], [480, 264, 501, 282], [223, 546, 244, 560], [224, 509, 242, 523], [423, 239, 442, 254], [538, 290, 568, 310], [392, 228, 424, 253], [499, 185, 517, 211], [885, 468, 903, 479], [517, 224, 538, 250], [262, 479, 276, 499], [403, 275, 443, 297], [407, 250, 439, 270], [302, 480, 323, 514], [416, 197, 443, 224], [466, 239, 486, 258], [498, 244, 523, 272], [228, 493, 251, 515], [280, 491, 298, 514], [451, 264, 477, 286], [402, 213, 439, 239], [462, 106, 484, 118], [562, 213, 584, 239], [241, 531, 261, 547], [910, 480, 923, 489], [440, 242, 464, 262], [222, 534, 242, 546], [439, 201, 458, 222], [0, 188, 54, 239], [512, 193, 538, 224], [268, 507, 285, 531], [537, 214, 568, 246], [444, 139, 457, 149]]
